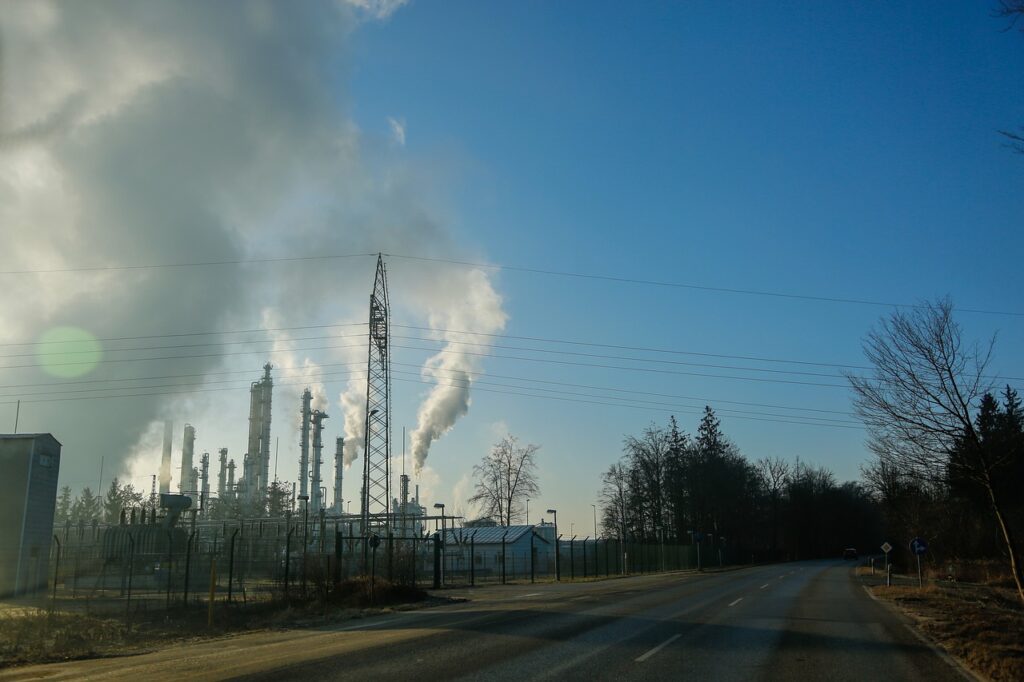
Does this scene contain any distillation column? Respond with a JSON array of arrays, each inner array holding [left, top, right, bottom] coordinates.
[[334, 437, 344, 514], [160, 420, 173, 494], [298, 388, 312, 502], [179, 424, 196, 495], [310, 409, 328, 512]]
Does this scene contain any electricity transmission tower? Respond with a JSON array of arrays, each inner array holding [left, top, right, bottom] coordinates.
[[361, 253, 391, 532]]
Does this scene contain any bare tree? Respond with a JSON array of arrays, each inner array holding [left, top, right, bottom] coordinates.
[[757, 457, 791, 554], [996, 2, 1024, 152], [848, 298, 1024, 602], [469, 435, 540, 526], [599, 461, 630, 539]]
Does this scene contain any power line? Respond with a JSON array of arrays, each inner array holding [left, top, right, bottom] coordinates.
[[388, 362, 855, 417], [4, 249, 1019, 317], [0, 322, 368, 348], [0, 367, 860, 431], [0, 253, 377, 275], [0, 359, 853, 420], [384, 254, 1024, 318]]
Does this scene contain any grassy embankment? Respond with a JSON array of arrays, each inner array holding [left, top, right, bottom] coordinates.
[[0, 577, 427, 668]]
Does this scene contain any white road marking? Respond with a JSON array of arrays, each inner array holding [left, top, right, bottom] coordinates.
[[728, 597, 743, 607], [336, 617, 400, 631], [635, 633, 682, 662], [522, 592, 542, 597], [759, 583, 770, 589]]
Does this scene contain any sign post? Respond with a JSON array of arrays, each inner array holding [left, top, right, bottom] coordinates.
[[910, 537, 928, 588], [880, 542, 892, 585]]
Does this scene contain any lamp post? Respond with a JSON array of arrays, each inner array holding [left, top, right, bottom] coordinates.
[[433, 503, 446, 586], [526, 499, 530, 525], [546, 509, 559, 581], [591, 504, 598, 538]]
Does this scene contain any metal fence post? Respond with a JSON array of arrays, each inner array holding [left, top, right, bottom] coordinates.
[[570, 536, 576, 580], [501, 530, 509, 585], [125, 533, 135, 621], [470, 532, 476, 586], [284, 526, 294, 598], [166, 529, 174, 608], [183, 530, 196, 606], [227, 528, 239, 603], [51, 535, 61, 611], [530, 531, 535, 584]]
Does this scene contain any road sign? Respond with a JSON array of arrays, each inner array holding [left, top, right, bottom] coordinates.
[[881, 542, 892, 554], [910, 537, 928, 555]]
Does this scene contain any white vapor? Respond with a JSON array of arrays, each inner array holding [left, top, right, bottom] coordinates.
[[0, 1, 506, 495], [388, 116, 406, 147], [409, 268, 507, 471]]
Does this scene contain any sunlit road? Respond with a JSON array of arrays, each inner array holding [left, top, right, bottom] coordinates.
[[2, 561, 966, 681]]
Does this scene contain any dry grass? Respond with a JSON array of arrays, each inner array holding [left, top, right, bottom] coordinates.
[[873, 582, 1024, 681], [0, 580, 429, 669]]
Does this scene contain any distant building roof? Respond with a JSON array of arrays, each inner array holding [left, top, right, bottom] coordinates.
[[443, 524, 550, 545], [0, 433, 62, 446]]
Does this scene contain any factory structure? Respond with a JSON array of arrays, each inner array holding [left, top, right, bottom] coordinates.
[[136, 254, 429, 536]]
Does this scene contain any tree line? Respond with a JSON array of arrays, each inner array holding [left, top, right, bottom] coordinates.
[[598, 407, 881, 561]]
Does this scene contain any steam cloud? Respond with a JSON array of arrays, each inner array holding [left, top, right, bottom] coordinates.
[[409, 268, 507, 471], [0, 2, 506, 491]]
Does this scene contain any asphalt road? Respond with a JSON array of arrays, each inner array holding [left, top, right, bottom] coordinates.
[[2, 561, 967, 681]]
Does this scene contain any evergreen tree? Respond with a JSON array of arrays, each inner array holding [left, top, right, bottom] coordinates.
[[71, 487, 101, 523], [55, 485, 73, 525]]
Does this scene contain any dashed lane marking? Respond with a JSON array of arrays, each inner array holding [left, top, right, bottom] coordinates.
[[760, 583, 770, 589], [635, 633, 682, 663], [728, 597, 743, 607]]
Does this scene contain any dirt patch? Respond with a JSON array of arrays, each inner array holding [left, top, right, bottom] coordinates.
[[0, 579, 429, 669], [872, 582, 1024, 681]]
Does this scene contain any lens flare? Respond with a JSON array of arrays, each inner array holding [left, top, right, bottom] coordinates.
[[37, 326, 103, 378]]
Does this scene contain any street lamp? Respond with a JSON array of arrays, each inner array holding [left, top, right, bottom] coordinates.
[[591, 504, 598, 538], [546, 509, 559, 581], [526, 498, 530, 525], [434, 502, 446, 587]]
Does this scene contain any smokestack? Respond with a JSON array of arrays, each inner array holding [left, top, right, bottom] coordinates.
[[334, 437, 344, 514], [160, 420, 172, 494], [259, 363, 273, 498], [247, 364, 273, 500], [401, 473, 409, 508], [415, 484, 419, 505], [310, 409, 328, 512], [299, 388, 312, 500], [241, 453, 250, 498], [179, 424, 195, 494], [227, 459, 236, 498], [200, 452, 210, 513], [217, 448, 227, 498]]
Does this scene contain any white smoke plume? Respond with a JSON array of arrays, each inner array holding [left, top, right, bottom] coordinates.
[[409, 268, 507, 471], [0, 2, 506, 492]]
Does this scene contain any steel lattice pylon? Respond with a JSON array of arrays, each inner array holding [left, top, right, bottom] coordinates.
[[361, 253, 391, 532]]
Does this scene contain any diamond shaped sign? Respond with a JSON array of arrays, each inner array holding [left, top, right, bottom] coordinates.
[[881, 542, 892, 553]]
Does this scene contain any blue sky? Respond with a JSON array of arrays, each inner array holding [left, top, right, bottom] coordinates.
[[341, 1, 1024, 529], [3, 1, 1022, 536]]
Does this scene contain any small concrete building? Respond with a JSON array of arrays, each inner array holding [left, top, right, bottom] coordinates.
[[0, 434, 62, 597], [443, 523, 556, 578]]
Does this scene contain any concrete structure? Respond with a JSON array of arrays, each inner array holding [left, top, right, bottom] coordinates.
[[0, 434, 61, 596], [159, 420, 172, 494]]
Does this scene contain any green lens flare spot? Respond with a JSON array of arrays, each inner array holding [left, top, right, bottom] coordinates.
[[37, 326, 103, 378]]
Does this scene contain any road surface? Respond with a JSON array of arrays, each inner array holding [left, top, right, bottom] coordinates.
[[1, 560, 967, 681]]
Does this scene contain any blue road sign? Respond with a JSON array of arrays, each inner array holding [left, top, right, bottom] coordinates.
[[910, 537, 928, 555]]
